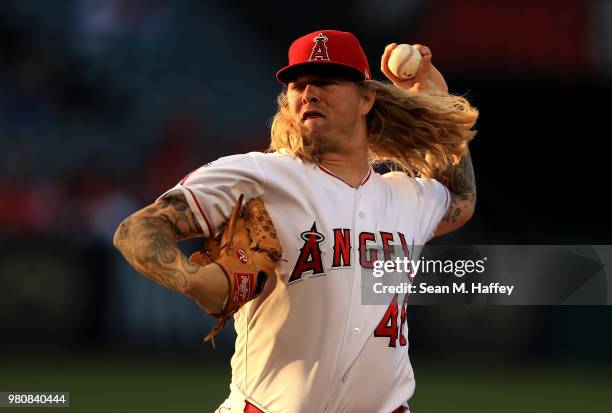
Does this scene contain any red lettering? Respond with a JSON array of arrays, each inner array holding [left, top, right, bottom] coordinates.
[[374, 294, 399, 347], [398, 232, 411, 258], [289, 222, 325, 283], [380, 232, 394, 261], [399, 293, 408, 346], [374, 294, 409, 348], [359, 232, 377, 269], [332, 229, 351, 268]]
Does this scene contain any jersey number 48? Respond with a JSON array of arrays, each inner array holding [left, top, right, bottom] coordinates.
[[374, 294, 408, 347]]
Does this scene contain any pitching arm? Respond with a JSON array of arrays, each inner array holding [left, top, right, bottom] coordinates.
[[431, 149, 476, 238]]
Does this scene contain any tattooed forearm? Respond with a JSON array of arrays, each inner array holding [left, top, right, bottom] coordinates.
[[113, 195, 204, 292], [434, 149, 477, 223], [437, 150, 476, 198], [152, 195, 204, 240]]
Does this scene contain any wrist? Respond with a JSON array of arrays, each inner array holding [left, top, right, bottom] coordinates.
[[185, 263, 229, 314], [405, 79, 448, 94]]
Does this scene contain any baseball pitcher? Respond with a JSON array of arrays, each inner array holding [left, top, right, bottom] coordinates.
[[114, 30, 478, 413]]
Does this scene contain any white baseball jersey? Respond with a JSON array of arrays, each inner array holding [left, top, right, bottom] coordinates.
[[161, 151, 450, 413]]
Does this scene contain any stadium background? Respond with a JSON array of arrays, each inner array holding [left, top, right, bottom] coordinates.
[[1, 0, 611, 411]]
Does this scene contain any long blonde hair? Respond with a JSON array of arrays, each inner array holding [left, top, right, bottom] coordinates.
[[269, 80, 478, 178]]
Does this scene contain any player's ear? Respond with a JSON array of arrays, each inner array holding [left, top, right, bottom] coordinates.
[[359, 83, 376, 116]]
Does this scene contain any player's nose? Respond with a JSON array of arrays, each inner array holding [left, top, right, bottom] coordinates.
[[302, 84, 320, 104]]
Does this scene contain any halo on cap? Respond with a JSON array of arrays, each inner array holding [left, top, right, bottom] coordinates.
[[276, 30, 371, 85]]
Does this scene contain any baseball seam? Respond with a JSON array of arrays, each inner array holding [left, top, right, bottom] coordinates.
[[397, 46, 416, 77]]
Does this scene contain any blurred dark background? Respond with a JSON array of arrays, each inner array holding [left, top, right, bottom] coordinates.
[[1, 0, 611, 412]]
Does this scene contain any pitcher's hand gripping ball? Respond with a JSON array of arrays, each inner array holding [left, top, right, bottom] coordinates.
[[387, 44, 422, 79], [190, 195, 283, 346]]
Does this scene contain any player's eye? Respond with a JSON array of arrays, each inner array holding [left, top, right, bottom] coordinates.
[[288, 82, 305, 92], [313, 80, 334, 87]]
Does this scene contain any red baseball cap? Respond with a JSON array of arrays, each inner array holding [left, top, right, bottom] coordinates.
[[276, 30, 371, 84]]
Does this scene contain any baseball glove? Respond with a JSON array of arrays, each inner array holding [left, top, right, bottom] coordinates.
[[189, 194, 282, 346]]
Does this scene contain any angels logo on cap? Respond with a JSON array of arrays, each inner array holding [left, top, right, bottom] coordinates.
[[276, 29, 371, 84], [309, 33, 330, 61]]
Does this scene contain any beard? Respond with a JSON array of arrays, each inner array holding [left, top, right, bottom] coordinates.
[[297, 123, 343, 155]]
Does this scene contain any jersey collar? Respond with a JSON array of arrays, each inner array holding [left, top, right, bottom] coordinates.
[[316, 162, 373, 189]]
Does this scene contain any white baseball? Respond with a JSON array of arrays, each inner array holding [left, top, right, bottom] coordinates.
[[387, 44, 422, 80]]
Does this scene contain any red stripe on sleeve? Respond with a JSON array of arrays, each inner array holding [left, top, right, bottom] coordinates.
[[184, 187, 213, 236]]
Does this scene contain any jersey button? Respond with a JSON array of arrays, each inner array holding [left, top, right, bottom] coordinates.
[[358, 211, 365, 219], [341, 375, 348, 383], [353, 327, 360, 335]]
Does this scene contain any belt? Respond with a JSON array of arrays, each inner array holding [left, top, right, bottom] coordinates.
[[244, 401, 406, 413]]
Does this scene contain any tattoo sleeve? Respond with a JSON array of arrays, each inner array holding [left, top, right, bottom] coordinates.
[[113, 195, 204, 292], [434, 149, 477, 224]]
